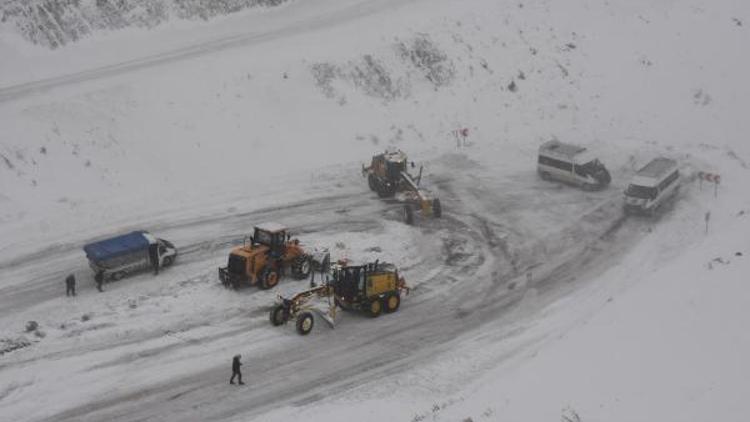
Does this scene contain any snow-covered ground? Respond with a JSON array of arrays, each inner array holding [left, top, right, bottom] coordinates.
[[1, 0, 748, 421]]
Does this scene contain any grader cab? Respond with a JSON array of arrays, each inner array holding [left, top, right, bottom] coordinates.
[[363, 150, 442, 225], [219, 223, 312, 290], [269, 260, 408, 335]]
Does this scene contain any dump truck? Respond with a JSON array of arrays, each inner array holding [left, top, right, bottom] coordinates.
[[83, 231, 177, 281], [219, 223, 316, 290], [363, 150, 441, 225], [270, 260, 409, 335]]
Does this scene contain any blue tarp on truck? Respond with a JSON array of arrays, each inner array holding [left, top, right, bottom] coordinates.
[[83, 231, 151, 263]]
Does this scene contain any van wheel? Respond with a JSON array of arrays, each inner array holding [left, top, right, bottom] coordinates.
[[260, 268, 279, 289], [111, 271, 125, 282], [295, 312, 314, 335], [384, 294, 400, 313], [162, 256, 174, 267], [367, 173, 377, 191], [367, 299, 383, 318]]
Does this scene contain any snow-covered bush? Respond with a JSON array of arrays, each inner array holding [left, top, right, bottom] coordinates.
[[396, 34, 455, 87]]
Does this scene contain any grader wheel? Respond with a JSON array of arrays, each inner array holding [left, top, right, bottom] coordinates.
[[376, 181, 397, 198], [368, 299, 383, 318], [432, 198, 442, 218], [295, 312, 314, 335], [404, 205, 415, 225], [269, 305, 288, 326], [384, 294, 401, 313]]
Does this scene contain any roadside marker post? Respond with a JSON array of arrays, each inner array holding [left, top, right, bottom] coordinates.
[[705, 211, 711, 234], [452, 128, 470, 148], [698, 171, 721, 198]]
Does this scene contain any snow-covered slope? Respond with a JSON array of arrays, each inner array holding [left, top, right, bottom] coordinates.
[[0, 0, 288, 49], [0, 0, 748, 421]]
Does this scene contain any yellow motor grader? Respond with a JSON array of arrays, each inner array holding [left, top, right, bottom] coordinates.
[[219, 223, 314, 290], [362, 150, 442, 225], [269, 260, 409, 335]]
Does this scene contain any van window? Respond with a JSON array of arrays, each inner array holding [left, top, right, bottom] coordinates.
[[657, 170, 679, 191], [539, 155, 572, 171], [626, 184, 657, 199]]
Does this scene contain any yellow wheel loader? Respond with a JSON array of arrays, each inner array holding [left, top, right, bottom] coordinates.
[[219, 223, 315, 290]]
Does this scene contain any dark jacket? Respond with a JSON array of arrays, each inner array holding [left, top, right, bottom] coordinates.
[[232, 356, 242, 372], [65, 274, 76, 286]]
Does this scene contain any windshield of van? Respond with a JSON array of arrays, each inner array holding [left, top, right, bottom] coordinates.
[[626, 184, 657, 199]]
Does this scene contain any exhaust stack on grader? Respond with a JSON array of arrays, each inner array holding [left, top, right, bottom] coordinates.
[[362, 150, 442, 225], [269, 259, 409, 335]]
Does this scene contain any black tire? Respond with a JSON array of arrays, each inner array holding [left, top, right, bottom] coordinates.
[[376, 181, 396, 198], [404, 204, 414, 225], [432, 198, 442, 218], [295, 312, 314, 335], [367, 173, 377, 191], [260, 267, 280, 290], [110, 271, 124, 282], [384, 294, 401, 313], [270, 305, 288, 326], [367, 299, 383, 318], [334, 296, 350, 311], [162, 256, 174, 267], [291, 255, 311, 280]]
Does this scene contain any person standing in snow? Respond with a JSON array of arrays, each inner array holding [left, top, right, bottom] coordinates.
[[95, 271, 104, 292], [230, 354, 244, 385], [148, 243, 159, 275], [65, 273, 76, 297]]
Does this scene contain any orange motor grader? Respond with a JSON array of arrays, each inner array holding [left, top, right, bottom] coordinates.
[[219, 223, 313, 289]]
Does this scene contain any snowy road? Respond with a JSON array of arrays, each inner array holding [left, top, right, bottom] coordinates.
[[0, 158, 653, 421]]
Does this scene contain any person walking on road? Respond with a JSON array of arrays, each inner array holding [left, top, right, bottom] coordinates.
[[95, 271, 104, 292], [65, 274, 76, 297], [230, 354, 244, 385]]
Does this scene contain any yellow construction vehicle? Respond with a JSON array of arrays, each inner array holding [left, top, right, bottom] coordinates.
[[269, 260, 409, 335], [362, 150, 442, 225], [219, 223, 313, 290]]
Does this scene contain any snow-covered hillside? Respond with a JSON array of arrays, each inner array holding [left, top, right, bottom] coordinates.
[[0, 0, 288, 48], [1, 0, 748, 421]]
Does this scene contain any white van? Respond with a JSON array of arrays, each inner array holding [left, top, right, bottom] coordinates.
[[537, 140, 611, 190], [623, 158, 680, 215]]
